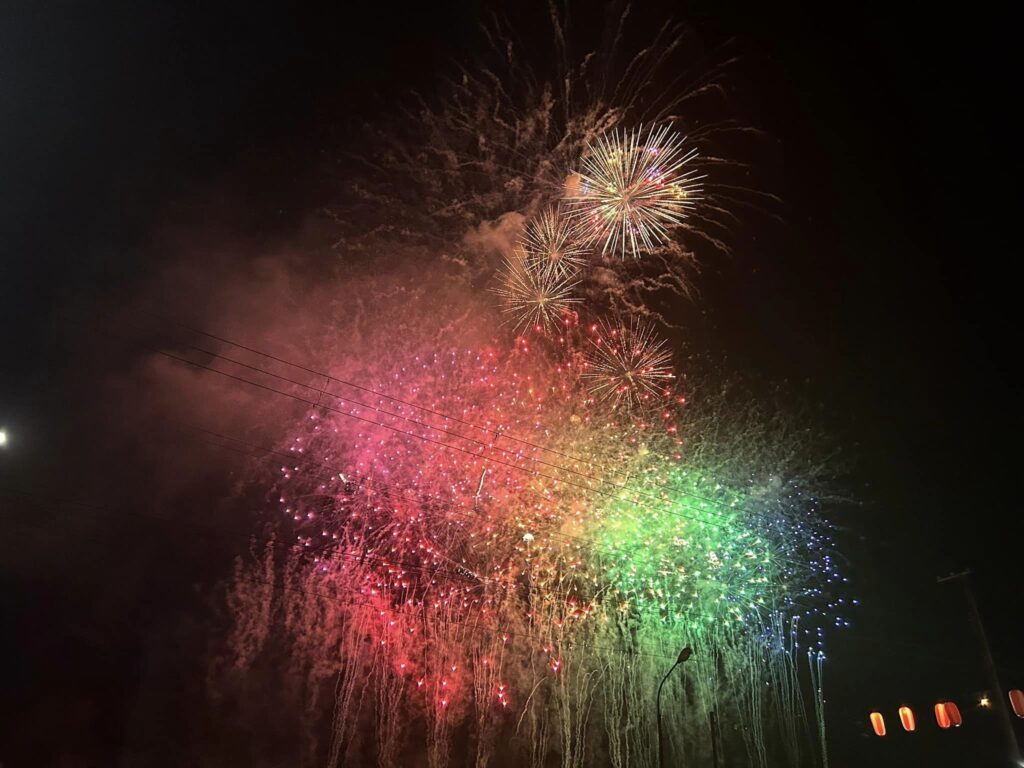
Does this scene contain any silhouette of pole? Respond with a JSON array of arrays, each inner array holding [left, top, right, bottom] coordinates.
[[709, 709, 721, 768], [657, 646, 693, 768], [938, 569, 1021, 765]]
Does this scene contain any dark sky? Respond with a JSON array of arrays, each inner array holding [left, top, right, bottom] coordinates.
[[1, 1, 1018, 766]]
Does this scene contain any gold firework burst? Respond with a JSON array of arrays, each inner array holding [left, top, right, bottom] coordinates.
[[567, 124, 703, 258], [521, 206, 589, 276], [582, 318, 675, 407], [493, 252, 581, 333]]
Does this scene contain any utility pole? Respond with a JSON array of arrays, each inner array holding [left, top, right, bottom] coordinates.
[[937, 569, 1021, 765]]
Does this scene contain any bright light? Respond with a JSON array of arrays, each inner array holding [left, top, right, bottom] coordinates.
[[0, 429, 7, 447], [980, 696, 991, 708]]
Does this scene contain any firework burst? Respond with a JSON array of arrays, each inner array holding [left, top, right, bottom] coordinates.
[[493, 252, 581, 332], [567, 123, 704, 258], [521, 206, 589, 276], [210, 14, 849, 766], [582, 318, 675, 408]]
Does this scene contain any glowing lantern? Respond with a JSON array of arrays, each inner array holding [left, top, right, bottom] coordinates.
[[943, 701, 963, 727], [1010, 689, 1024, 719], [899, 706, 916, 732], [869, 711, 886, 737], [934, 702, 952, 729]]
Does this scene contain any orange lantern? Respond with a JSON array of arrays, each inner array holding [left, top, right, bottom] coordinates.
[[935, 702, 952, 729], [899, 706, 916, 732], [944, 700, 963, 727], [1010, 689, 1024, 719], [869, 711, 886, 737]]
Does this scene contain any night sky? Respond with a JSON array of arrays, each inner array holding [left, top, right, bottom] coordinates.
[[1, 1, 1018, 766]]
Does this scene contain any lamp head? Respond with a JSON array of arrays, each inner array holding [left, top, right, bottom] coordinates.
[[677, 647, 693, 664]]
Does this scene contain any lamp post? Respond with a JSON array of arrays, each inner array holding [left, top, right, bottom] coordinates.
[[657, 646, 693, 768]]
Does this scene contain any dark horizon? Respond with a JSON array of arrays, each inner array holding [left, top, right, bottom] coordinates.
[[2, 2, 1018, 766]]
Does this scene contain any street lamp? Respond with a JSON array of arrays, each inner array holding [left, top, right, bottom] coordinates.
[[657, 646, 693, 768]]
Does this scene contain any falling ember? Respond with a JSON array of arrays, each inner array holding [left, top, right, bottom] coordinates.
[[566, 123, 704, 258]]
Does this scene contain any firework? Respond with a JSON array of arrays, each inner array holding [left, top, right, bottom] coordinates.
[[209, 18, 849, 766], [582, 318, 675, 408], [567, 123, 703, 258], [521, 206, 589, 276], [493, 251, 581, 333], [220, 341, 847, 767]]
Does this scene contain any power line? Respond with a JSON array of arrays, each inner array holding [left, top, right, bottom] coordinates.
[[23, 319, 839, 640], [139, 334, 799, 539], [83, 324, 739, 538], [65, 312, 840, 593], [118, 311, 826, 529], [64, 313, 829, 579], [138, 315, 671, 478], [170, 342, 749, 532]]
